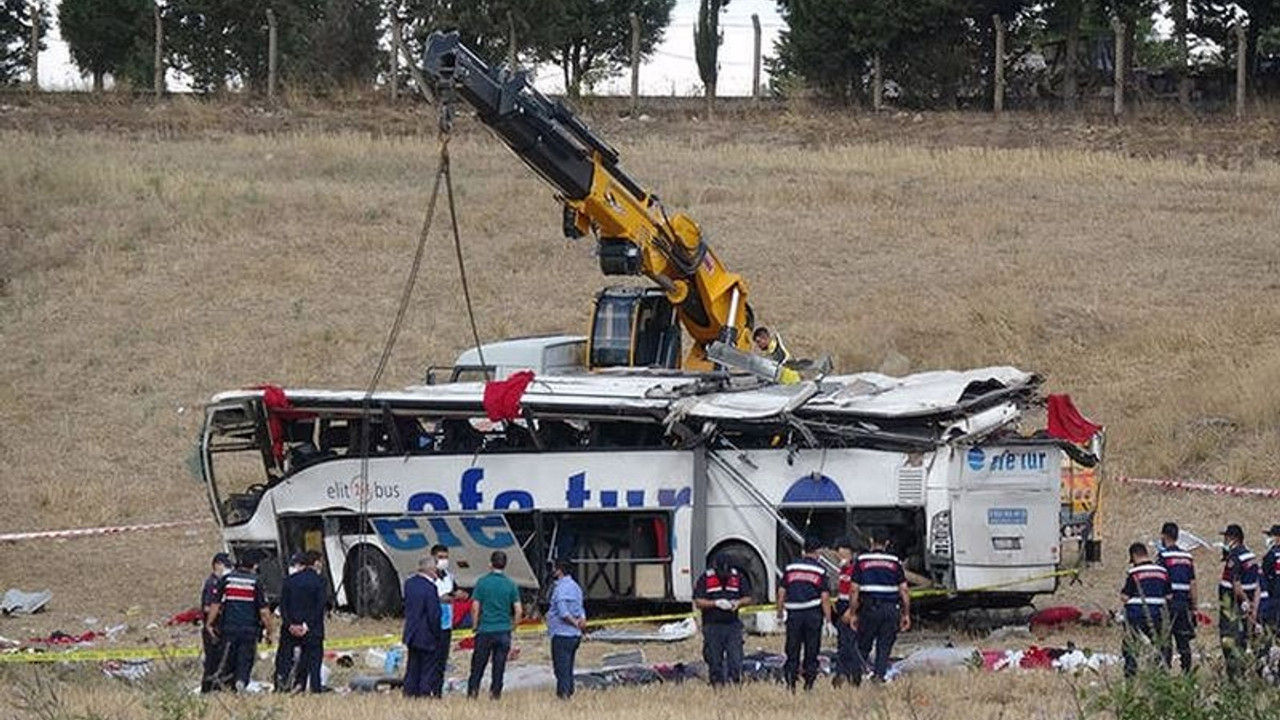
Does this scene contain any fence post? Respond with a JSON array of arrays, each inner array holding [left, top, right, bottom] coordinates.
[[154, 2, 164, 98], [629, 12, 641, 116], [28, 1, 39, 92], [872, 53, 883, 111], [751, 13, 762, 101], [390, 11, 400, 101], [1111, 16, 1125, 119], [1235, 23, 1247, 121], [266, 8, 278, 102], [993, 14, 1006, 117]]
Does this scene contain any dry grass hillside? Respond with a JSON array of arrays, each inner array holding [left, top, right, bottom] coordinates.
[[2, 104, 1280, 715]]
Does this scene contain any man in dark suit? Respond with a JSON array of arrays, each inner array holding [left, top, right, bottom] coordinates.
[[402, 555, 443, 698], [277, 551, 328, 692]]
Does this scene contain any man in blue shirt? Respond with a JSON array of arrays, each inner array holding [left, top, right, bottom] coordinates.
[[1121, 542, 1172, 677], [546, 559, 587, 699]]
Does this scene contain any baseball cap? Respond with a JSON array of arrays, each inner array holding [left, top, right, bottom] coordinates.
[[1221, 524, 1244, 540], [1266, 524, 1280, 537], [212, 552, 233, 567]]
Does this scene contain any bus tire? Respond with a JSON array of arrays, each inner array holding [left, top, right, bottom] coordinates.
[[345, 546, 401, 618], [710, 541, 769, 605]]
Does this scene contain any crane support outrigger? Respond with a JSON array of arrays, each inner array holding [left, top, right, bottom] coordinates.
[[423, 32, 758, 374]]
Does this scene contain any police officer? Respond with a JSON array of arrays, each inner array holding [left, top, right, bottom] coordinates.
[[1219, 523, 1261, 680], [693, 553, 750, 687], [1156, 522, 1197, 673], [200, 552, 233, 693], [832, 538, 858, 687], [1121, 542, 1172, 677], [1260, 525, 1280, 637], [846, 530, 910, 683], [206, 552, 274, 692], [776, 536, 831, 692]]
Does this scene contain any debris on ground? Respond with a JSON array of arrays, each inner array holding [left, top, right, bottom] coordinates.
[[166, 608, 204, 626], [2, 589, 52, 615], [589, 617, 697, 643], [101, 659, 154, 682]]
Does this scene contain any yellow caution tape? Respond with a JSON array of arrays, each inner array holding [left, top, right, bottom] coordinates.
[[0, 567, 1082, 665]]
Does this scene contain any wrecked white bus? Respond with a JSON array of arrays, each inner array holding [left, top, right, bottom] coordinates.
[[199, 368, 1101, 616]]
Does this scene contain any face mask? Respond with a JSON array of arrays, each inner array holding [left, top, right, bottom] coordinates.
[[216, 567, 231, 578], [436, 558, 449, 571]]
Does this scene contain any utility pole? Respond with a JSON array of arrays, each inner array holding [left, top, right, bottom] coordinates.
[[751, 13, 761, 101], [1235, 23, 1247, 120], [1111, 16, 1125, 119], [872, 53, 883, 111], [154, 2, 165, 98], [389, 11, 400, 101], [28, 1, 40, 92], [993, 15, 1006, 117], [629, 12, 641, 116], [266, 7, 278, 102]]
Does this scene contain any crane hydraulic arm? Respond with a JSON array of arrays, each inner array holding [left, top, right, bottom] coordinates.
[[422, 32, 753, 370]]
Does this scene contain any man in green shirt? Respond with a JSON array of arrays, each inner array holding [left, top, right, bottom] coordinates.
[[467, 550, 524, 699]]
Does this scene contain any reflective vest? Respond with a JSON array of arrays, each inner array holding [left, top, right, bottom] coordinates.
[[852, 552, 905, 604], [1122, 563, 1170, 619], [781, 557, 827, 611], [1219, 544, 1260, 608], [1156, 545, 1195, 605]]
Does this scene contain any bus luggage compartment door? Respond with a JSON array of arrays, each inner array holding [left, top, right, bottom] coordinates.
[[949, 445, 1063, 594]]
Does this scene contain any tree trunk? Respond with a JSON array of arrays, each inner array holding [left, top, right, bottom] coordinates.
[[93, 71, 104, 92], [1063, 1, 1079, 112], [872, 53, 883, 111], [266, 8, 278, 102], [993, 15, 1006, 117], [1111, 17, 1125, 119], [1172, 0, 1190, 109], [751, 13, 762, 101], [28, 1, 39, 92]]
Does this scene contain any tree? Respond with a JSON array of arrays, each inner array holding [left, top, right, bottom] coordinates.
[[534, 0, 675, 98], [694, 0, 729, 99], [301, 0, 382, 88], [59, 0, 153, 91], [1, 0, 49, 86], [401, 0, 545, 68], [165, 0, 324, 93], [1191, 0, 1280, 88]]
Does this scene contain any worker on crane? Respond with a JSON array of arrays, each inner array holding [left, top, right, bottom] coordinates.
[[753, 327, 800, 385]]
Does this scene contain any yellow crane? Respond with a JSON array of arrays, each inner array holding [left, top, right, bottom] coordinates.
[[424, 32, 760, 374]]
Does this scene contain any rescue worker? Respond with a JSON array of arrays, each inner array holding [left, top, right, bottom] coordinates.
[[200, 552, 233, 693], [776, 536, 831, 692], [205, 552, 274, 692], [831, 538, 858, 688], [693, 553, 750, 687], [752, 327, 801, 385], [846, 530, 910, 683], [1155, 522, 1197, 673], [1218, 523, 1261, 680], [1121, 542, 1172, 677]]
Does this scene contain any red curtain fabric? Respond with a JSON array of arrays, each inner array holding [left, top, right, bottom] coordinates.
[[254, 384, 292, 462], [483, 371, 535, 422], [1046, 394, 1102, 444]]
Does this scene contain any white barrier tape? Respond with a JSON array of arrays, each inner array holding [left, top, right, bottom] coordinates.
[[0, 519, 210, 543], [1116, 476, 1280, 499]]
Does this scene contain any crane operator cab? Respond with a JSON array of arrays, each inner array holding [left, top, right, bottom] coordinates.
[[588, 287, 683, 370]]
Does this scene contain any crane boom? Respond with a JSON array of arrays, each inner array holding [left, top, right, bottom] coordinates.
[[422, 32, 753, 370]]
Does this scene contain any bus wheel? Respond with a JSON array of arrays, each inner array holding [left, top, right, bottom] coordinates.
[[345, 546, 401, 618], [710, 541, 769, 605]]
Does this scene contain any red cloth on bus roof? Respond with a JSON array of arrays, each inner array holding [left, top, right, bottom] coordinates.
[[483, 371, 535, 422], [1046, 394, 1101, 444]]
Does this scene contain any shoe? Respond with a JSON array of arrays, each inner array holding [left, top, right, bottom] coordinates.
[[832, 675, 844, 689], [803, 680, 815, 692]]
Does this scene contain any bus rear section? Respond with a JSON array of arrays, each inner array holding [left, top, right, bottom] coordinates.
[[945, 444, 1064, 601]]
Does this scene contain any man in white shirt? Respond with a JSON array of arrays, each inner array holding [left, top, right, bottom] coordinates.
[[427, 544, 467, 697]]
